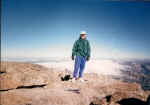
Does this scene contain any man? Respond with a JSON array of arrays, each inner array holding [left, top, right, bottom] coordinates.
[[71, 31, 91, 82]]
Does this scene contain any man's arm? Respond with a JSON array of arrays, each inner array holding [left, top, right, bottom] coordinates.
[[87, 40, 91, 61], [72, 40, 78, 59]]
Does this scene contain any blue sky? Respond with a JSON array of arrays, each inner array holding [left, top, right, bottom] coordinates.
[[1, 0, 150, 59]]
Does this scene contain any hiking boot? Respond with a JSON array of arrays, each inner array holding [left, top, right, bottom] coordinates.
[[79, 78, 84, 82], [71, 78, 76, 82]]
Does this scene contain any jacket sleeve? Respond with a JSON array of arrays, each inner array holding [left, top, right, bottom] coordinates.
[[87, 40, 91, 57], [72, 40, 78, 56]]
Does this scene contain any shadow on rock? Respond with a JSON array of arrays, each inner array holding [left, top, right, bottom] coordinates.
[[65, 89, 80, 94], [61, 74, 71, 81], [147, 95, 150, 105], [117, 98, 146, 105]]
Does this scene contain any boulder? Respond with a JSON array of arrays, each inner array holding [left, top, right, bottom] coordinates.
[[0, 62, 56, 90]]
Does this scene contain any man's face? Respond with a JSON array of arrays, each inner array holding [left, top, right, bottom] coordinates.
[[80, 34, 86, 39]]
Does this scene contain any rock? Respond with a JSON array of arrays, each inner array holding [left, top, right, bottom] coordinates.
[[90, 97, 107, 105], [90, 82, 148, 105], [0, 62, 56, 90], [0, 88, 81, 105], [0, 61, 149, 105], [0, 72, 23, 90]]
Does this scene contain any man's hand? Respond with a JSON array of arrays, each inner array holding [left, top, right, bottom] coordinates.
[[72, 56, 74, 60], [86, 56, 90, 61]]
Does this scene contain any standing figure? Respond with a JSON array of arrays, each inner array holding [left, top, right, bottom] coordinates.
[[71, 31, 91, 82]]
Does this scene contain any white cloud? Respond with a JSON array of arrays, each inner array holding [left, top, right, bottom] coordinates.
[[2, 43, 149, 59], [37, 59, 124, 76]]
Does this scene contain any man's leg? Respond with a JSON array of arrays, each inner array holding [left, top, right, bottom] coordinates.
[[73, 56, 81, 78], [79, 57, 86, 78]]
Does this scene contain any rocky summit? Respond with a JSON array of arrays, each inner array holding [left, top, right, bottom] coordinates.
[[0, 62, 150, 105]]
